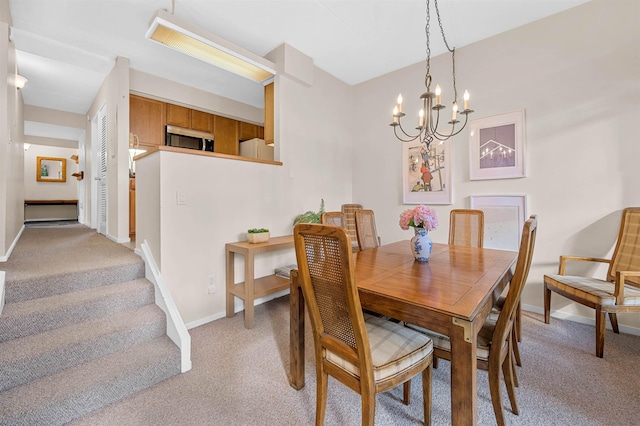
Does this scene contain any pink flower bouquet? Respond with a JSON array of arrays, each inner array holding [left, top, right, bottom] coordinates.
[[399, 205, 438, 231]]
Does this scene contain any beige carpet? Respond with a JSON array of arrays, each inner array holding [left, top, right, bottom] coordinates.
[[69, 296, 640, 426]]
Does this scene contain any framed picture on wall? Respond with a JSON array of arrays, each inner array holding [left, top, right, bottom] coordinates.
[[469, 110, 526, 180], [402, 140, 452, 205], [470, 195, 527, 251]]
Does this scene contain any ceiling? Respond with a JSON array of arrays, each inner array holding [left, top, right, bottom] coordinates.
[[9, 0, 589, 142]]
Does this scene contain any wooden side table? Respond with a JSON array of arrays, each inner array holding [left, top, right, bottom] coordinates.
[[225, 235, 294, 328]]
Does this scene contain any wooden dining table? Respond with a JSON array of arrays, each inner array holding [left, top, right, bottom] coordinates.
[[289, 240, 518, 426]]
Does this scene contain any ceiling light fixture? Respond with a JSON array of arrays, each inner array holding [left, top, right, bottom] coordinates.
[[14, 74, 28, 90], [390, 0, 473, 146], [145, 9, 276, 83]]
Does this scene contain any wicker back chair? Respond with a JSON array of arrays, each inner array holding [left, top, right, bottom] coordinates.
[[544, 207, 640, 357], [355, 209, 381, 251], [406, 216, 538, 426], [449, 209, 484, 247], [293, 223, 434, 425], [321, 212, 346, 228], [341, 204, 363, 249]]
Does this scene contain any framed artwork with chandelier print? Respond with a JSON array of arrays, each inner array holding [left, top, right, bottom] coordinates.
[[469, 109, 526, 180], [402, 139, 452, 204]]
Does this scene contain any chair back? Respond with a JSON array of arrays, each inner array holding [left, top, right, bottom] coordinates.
[[490, 216, 537, 359], [607, 207, 640, 287], [355, 209, 381, 251], [342, 204, 363, 249], [321, 212, 346, 228], [449, 209, 484, 247], [293, 223, 372, 374]]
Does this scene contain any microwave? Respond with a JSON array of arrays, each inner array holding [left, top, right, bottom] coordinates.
[[165, 125, 214, 152]]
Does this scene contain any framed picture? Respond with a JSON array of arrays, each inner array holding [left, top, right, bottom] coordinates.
[[469, 110, 526, 180], [402, 139, 452, 205], [470, 195, 527, 251]]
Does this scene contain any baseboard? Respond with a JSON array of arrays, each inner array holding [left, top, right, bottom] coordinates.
[[105, 233, 131, 244], [0, 224, 26, 262], [523, 303, 640, 337], [185, 290, 290, 330], [0, 271, 5, 316]]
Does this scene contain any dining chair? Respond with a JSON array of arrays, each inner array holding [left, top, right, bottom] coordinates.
[[341, 204, 363, 249], [320, 211, 346, 228], [405, 216, 538, 426], [355, 209, 381, 251], [544, 207, 640, 358], [448, 209, 484, 247], [293, 223, 434, 426]]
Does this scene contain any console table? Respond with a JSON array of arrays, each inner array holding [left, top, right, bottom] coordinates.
[[225, 235, 294, 328]]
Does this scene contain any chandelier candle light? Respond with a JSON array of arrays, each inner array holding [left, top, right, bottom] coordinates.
[[390, 0, 474, 149]]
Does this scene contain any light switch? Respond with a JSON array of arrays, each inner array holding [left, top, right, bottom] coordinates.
[[176, 191, 188, 205]]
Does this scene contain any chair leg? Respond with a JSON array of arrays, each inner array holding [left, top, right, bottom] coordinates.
[[422, 363, 432, 426], [402, 381, 411, 405], [488, 359, 507, 426], [511, 343, 519, 388], [433, 356, 439, 369], [543, 285, 551, 324], [512, 327, 522, 368], [595, 308, 606, 358], [502, 348, 520, 416], [316, 369, 328, 426], [515, 301, 522, 343], [608, 312, 620, 334], [361, 389, 376, 426]]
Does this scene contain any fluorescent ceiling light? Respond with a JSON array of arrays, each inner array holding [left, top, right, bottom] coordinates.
[[145, 9, 275, 83]]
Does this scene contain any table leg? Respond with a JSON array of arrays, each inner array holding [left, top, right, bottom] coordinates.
[[450, 318, 478, 426], [289, 271, 305, 390], [243, 252, 255, 328], [225, 251, 235, 318]]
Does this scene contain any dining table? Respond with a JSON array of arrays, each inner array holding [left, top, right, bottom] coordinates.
[[289, 240, 518, 426]]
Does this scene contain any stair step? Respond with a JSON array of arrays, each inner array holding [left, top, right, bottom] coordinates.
[[5, 260, 145, 303], [0, 336, 181, 426], [0, 304, 167, 392], [0, 279, 154, 342]]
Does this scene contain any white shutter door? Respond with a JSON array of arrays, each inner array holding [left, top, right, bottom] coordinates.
[[98, 106, 108, 234]]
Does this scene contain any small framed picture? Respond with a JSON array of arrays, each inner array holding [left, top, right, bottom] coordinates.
[[402, 139, 452, 205], [469, 110, 526, 180]]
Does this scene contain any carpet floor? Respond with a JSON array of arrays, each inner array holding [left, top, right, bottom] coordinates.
[[69, 296, 640, 425]]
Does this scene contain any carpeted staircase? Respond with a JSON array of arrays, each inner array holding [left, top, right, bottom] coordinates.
[[0, 227, 181, 425]]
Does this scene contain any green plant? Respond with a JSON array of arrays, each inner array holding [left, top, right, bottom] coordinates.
[[293, 199, 325, 225], [248, 228, 269, 233]]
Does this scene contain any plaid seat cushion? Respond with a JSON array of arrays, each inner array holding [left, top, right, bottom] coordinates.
[[326, 315, 433, 382], [544, 275, 640, 307], [405, 310, 501, 361]]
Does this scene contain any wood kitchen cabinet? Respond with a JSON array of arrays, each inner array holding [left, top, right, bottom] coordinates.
[[214, 115, 239, 155], [130, 94, 165, 148], [264, 82, 274, 145], [166, 104, 191, 128], [129, 177, 136, 239], [191, 109, 213, 133], [239, 122, 264, 141]]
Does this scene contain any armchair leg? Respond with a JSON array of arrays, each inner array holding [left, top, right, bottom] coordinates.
[[608, 312, 620, 334], [543, 285, 551, 324], [595, 308, 606, 358], [402, 381, 411, 405]]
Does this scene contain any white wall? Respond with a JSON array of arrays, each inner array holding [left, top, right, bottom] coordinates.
[[0, 17, 25, 259], [352, 1, 640, 330], [137, 63, 354, 326]]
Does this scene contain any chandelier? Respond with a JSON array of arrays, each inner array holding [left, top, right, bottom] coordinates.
[[390, 0, 473, 147]]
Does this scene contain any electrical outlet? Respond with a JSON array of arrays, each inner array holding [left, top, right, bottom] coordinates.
[[207, 275, 216, 294]]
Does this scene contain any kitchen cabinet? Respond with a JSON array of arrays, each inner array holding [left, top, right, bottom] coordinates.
[[191, 109, 214, 133], [130, 95, 165, 148], [239, 122, 264, 141], [214, 115, 239, 155], [264, 82, 274, 146], [166, 104, 191, 128]]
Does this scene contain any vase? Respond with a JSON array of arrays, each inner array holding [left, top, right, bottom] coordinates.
[[411, 227, 432, 262]]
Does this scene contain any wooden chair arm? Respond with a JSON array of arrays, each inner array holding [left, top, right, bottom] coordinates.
[[615, 270, 640, 304], [558, 255, 611, 275]]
